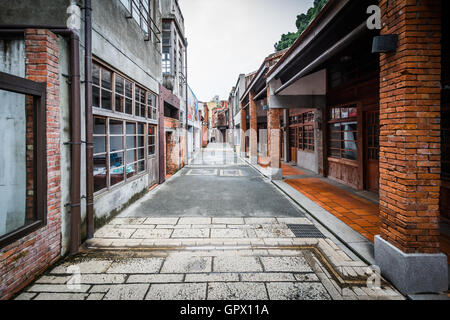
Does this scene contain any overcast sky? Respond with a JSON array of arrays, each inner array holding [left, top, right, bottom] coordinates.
[[178, 0, 314, 102]]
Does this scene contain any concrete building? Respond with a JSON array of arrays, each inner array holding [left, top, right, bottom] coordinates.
[[228, 74, 246, 153], [0, 0, 193, 300], [159, 0, 188, 181], [233, 0, 449, 295]]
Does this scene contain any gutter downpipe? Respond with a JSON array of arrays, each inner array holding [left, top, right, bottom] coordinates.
[[84, 0, 95, 240], [0, 25, 82, 255]]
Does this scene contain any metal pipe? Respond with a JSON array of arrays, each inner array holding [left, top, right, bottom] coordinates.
[[85, 0, 95, 239], [68, 32, 82, 255]]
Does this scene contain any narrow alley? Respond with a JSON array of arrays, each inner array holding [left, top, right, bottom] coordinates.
[[1, 0, 449, 306], [14, 144, 403, 300]]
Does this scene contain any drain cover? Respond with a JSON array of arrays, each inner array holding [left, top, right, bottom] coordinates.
[[287, 224, 326, 238]]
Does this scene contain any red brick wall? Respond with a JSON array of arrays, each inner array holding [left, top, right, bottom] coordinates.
[[379, 0, 442, 254], [0, 29, 62, 299]]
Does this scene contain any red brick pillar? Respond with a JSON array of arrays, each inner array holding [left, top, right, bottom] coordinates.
[[240, 106, 247, 157], [267, 108, 281, 168], [249, 92, 258, 164], [0, 29, 62, 300], [378, 0, 442, 254]]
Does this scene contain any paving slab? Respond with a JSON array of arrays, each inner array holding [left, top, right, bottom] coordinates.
[[260, 256, 312, 273], [240, 273, 296, 282], [171, 228, 210, 238], [207, 282, 268, 300], [127, 274, 184, 284], [266, 282, 331, 300], [178, 217, 212, 225], [131, 229, 173, 239], [213, 256, 263, 272], [103, 284, 150, 300], [185, 273, 240, 282], [146, 283, 207, 300], [145, 217, 179, 225], [107, 258, 164, 274], [34, 293, 89, 300], [51, 259, 113, 274], [210, 228, 247, 238], [161, 256, 212, 273]]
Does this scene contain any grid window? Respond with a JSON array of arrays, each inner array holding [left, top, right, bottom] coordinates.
[[148, 125, 156, 156], [115, 75, 133, 114], [328, 105, 358, 161], [148, 92, 158, 120], [93, 64, 112, 110], [135, 86, 147, 118], [93, 117, 149, 193], [289, 110, 315, 152]]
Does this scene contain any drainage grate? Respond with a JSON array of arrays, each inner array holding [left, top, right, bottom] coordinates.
[[287, 224, 326, 238]]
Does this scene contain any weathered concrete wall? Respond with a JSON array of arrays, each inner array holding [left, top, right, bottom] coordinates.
[[92, 0, 162, 93], [0, 0, 71, 26], [94, 175, 148, 224], [90, 0, 162, 228]]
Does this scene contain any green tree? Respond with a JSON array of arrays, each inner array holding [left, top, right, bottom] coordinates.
[[274, 0, 329, 52]]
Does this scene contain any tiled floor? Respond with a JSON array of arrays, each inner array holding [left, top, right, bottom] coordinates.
[[15, 217, 404, 300], [282, 163, 306, 176], [282, 165, 379, 242], [282, 163, 450, 265]]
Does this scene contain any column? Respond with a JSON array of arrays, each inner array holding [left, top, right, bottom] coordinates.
[[249, 91, 258, 165], [240, 105, 247, 158], [375, 0, 447, 295]]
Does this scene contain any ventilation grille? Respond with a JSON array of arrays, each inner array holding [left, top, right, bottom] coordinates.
[[287, 224, 326, 238]]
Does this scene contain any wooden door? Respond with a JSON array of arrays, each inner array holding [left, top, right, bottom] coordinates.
[[364, 111, 380, 193], [289, 127, 297, 163]]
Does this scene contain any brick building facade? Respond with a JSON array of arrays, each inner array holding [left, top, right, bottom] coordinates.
[[0, 30, 62, 300], [231, 0, 449, 294]]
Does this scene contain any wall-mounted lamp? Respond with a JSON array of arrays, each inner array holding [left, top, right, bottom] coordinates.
[[263, 105, 269, 111], [372, 35, 398, 53]]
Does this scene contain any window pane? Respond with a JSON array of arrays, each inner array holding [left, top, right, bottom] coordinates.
[[137, 160, 145, 173], [125, 81, 132, 98], [137, 136, 144, 148], [110, 166, 124, 186], [126, 163, 136, 178], [138, 123, 145, 135], [101, 89, 112, 110], [101, 68, 112, 90], [94, 136, 106, 154], [138, 148, 145, 160], [115, 75, 124, 95], [110, 136, 123, 152], [126, 136, 136, 149], [94, 117, 106, 134], [149, 145, 155, 156], [93, 86, 100, 108], [125, 98, 132, 115], [94, 154, 107, 192], [126, 122, 135, 135], [127, 150, 136, 164], [110, 152, 124, 168], [0, 90, 33, 237], [93, 64, 100, 86], [115, 95, 124, 112], [109, 120, 123, 134]]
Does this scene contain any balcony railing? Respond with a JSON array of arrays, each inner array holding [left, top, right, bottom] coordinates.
[[123, 0, 161, 43]]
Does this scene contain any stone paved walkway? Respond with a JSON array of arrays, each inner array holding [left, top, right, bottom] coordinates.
[[16, 216, 404, 300], [15, 144, 405, 300]]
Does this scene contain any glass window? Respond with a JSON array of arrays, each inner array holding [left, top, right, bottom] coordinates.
[[328, 105, 358, 161], [92, 64, 112, 110], [148, 125, 156, 156]]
